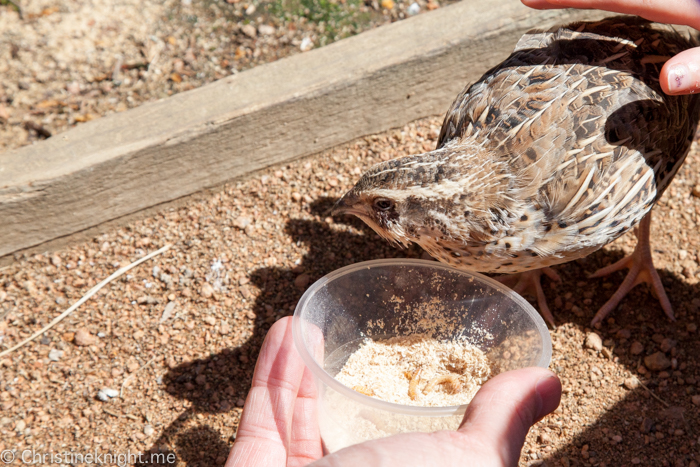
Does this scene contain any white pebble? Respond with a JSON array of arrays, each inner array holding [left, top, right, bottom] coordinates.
[[258, 24, 275, 36], [97, 387, 119, 402], [300, 37, 314, 52], [407, 2, 420, 15], [48, 349, 63, 362], [160, 301, 176, 323]]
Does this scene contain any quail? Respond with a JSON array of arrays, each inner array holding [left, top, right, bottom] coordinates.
[[333, 17, 700, 325]]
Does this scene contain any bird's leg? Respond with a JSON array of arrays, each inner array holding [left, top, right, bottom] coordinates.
[[496, 268, 561, 326], [588, 211, 673, 326]]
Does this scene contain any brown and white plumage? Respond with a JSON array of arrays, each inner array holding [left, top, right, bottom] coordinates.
[[333, 17, 700, 324]]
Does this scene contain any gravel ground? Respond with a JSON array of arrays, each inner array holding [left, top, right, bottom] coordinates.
[[0, 0, 446, 153], [2, 1, 700, 465], [0, 114, 699, 466]]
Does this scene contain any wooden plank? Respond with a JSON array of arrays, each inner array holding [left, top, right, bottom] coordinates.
[[0, 1, 607, 258]]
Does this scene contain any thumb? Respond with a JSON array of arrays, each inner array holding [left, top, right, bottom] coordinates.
[[661, 47, 700, 95], [458, 367, 562, 465]]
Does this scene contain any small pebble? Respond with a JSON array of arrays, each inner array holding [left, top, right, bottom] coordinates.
[[407, 2, 420, 15], [659, 338, 676, 352], [630, 341, 644, 355], [584, 332, 603, 351], [160, 301, 176, 323], [74, 328, 97, 346], [295, 274, 310, 288], [644, 352, 671, 371], [692, 395, 700, 406], [97, 388, 119, 401], [258, 24, 275, 36], [200, 283, 215, 298], [233, 216, 251, 229], [300, 37, 313, 52], [241, 24, 256, 38], [236, 399, 245, 407], [48, 349, 63, 362], [204, 316, 217, 326], [623, 377, 639, 390]]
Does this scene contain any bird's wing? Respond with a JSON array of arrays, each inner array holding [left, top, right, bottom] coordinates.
[[437, 18, 699, 257]]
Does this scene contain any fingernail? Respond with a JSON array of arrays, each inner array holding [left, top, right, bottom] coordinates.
[[535, 375, 561, 421], [668, 64, 691, 94]]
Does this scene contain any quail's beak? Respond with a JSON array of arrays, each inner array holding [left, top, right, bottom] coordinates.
[[331, 193, 363, 217]]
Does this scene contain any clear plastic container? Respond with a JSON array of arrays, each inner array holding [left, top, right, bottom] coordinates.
[[292, 259, 551, 453]]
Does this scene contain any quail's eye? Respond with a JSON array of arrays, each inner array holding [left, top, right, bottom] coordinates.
[[374, 198, 394, 211]]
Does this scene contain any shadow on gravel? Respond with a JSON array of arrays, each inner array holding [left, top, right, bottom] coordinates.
[[136, 197, 425, 465], [137, 197, 700, 466]]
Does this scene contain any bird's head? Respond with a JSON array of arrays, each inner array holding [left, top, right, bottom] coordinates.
[[332, 149, 469, 246], [332, 184, 407, 245]]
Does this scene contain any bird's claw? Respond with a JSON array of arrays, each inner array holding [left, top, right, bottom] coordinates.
[[497, 268, 561, 327]]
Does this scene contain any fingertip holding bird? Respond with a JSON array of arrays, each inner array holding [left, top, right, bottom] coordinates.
[[662, 50, 700, 95], [519, 0, 551, 9]]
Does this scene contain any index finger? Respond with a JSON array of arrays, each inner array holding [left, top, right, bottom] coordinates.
[[521, 0, 700, 29], [226, 317, 309, 467]]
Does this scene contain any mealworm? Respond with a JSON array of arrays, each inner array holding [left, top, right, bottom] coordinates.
[[423, 374, 462, 395], [352, 385, 376, 397], [407, 367, 423, 401]]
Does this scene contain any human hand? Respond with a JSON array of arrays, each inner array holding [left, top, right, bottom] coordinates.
[[521, 0, 700, 95], [226, 316, 561, 466]]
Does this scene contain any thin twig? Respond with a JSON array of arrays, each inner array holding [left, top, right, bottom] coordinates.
[[103, 408, 121, 418], [0, 245, 172, 358], [120, 356, 157, 398], [634, 376, 670, 407], [102, 407, 138, 420]]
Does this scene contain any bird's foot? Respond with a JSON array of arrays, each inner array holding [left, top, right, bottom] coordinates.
[[588, 241, 674, 326], [496, 268, 561, 327]]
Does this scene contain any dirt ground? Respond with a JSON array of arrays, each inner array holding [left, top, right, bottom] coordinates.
[[0, 0, 446, 153], [2, 1, 700, 466], [0, 113, 699, 466]]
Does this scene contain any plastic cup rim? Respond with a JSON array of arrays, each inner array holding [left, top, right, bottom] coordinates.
[[292, 258, 552, 417]]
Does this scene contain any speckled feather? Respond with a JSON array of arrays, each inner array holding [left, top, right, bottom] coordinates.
[[336, 17, 700, 274]]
